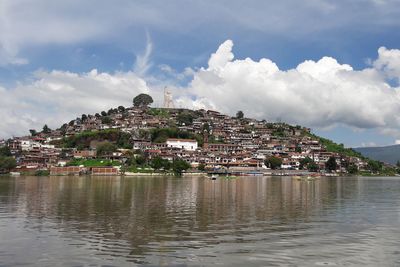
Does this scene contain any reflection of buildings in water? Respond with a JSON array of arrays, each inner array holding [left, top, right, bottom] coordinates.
[[0, 176, 361, 262]]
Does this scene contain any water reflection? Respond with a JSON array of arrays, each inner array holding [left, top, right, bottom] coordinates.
[[0, 176, 400, 266]]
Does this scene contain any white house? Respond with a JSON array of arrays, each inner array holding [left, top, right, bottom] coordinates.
[[166, 138, 198, 151]]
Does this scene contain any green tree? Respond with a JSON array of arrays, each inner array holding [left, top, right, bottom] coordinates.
[[135, 155, 146, 166], [325, 156, 338, 172], [133, 93, 154, 107], [177, 111, 194, 126], [0, 146, 11, 157], [299, 156, 313, 169], [308, 162, 319, 172], [198, 163, 206, 171], [96, 142, 117, 157], [101, 111, 107, 116], [81, 114, 88, 122], [172, 159, 191, 175], [202, 123, 210, 133], [150, 156, 170, 171], [236, 110, 244, 119], [59, 124, 68, 135], [0, 157, 16, 172], [396, 160, 400, 168], [368, 160, 382, 173], [346, 164, 358, 174], [265, 156, 282, 170], [101, 116, 112, 124], [42, 124, 51, 134], [118, 106, 126, 112], [29, 129, 37, 136]]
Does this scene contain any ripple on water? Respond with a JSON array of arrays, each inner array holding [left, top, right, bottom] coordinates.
[[1, 176, 400, 266]]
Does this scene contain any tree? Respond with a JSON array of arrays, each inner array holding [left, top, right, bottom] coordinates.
[[81, 114, 88, 122], [308, 162, 319, 172], [0, 157, 16, 172], [346, 164, 358, 174], [101, 116, 112, 124], [236, 110, 244, 119], [396, 160, 400, 168], [135, 155, 146, 166], [107, 109, 114, 116], [59, 124, 68, 135], [202, 123, 210, 133], [198, 163, 206, 171], [29, 129, 37, 136], [101, 111, 107, 117], [42, 124, 51, 134], [96, 142, 117, 157], [368, 160, 382, 173], [177, 111, 194, 126], [133, 93, 153, 108], [118, 106, 125, 112], [325, 156, 338, 172], [172, 159, 191, 175], [0, 146, 11, 157], [265, 156, 282, 170], [150, 156, 170, 171], [299, 156, 313, 170]]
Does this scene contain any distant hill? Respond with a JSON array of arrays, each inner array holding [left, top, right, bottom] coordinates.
[[354, 145, 400, 165]]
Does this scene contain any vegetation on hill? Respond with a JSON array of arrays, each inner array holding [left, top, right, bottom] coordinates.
[[67, 159, 121, 167], [307, 133, 365, 158], [54, 129, 132, 149], [146, 127, 204, 146], [133, 93, 153, 107]]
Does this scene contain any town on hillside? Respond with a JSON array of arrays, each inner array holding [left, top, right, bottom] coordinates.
[[0, 92, 395, 176]]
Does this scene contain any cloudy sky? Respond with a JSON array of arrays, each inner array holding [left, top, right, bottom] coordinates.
[[1, 0, 400, 147]]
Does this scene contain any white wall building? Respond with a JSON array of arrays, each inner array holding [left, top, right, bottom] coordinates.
[[166, 138, 198, 151]]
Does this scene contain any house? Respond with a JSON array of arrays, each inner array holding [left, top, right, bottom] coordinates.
[[166, 138, 198, 151], [74, 150, 97, 159]]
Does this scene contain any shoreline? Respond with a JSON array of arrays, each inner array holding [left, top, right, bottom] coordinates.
[[2, 172, 398, 178]]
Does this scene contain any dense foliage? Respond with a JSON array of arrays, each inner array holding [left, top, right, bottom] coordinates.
[[265, 156, 282, 169], [172, 159, 191, 175], [325, 156, 338, 172], [149, 127, 203, 146], [133, 93, 153, 107], [67, 159, 120, 167], [0, 157, 16, 172], [96, 141, 117, 157], [57, 129, 132, 149]]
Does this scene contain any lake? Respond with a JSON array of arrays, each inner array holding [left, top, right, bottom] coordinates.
[[0, 176, 400, 266]]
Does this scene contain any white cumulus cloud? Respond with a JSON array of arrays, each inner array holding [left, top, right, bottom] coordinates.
[[0, 70, 149, 138], [177, 40, 400, 135]]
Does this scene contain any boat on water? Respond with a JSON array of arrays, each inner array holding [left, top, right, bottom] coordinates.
[[210, 174, 218, 180], [293, 175, 320, 181]]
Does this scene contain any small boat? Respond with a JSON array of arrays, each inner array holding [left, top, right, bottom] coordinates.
[[210, 174, 218, 180]]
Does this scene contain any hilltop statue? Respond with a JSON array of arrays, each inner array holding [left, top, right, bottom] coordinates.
[[163, 87, 174, 109], [133, 93, 153, 108]]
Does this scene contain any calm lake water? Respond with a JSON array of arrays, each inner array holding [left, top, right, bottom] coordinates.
[[1, 176, 400, 267]]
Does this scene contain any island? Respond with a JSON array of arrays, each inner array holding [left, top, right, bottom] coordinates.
[[0, 93, 398, 177]]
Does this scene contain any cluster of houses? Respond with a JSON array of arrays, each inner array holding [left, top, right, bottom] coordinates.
[[0, 106, 369, 175]]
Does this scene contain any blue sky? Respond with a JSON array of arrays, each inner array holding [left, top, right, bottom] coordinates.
[[1, 0, 400, 147]]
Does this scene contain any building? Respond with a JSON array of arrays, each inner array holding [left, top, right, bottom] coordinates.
[[166, 138, 198, 151]]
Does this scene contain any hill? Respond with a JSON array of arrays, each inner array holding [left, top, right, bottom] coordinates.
[[2, 93, 396, 176], [354, 145, 400, 165]]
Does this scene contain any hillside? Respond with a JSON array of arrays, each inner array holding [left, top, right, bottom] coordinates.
[[354, 145, 400, 165], [2, 93, 396, 176]]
